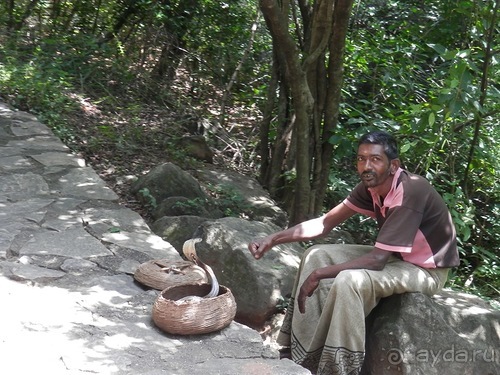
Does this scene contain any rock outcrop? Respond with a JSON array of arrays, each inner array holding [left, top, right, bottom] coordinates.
[[363, 290, 500, 374], [132, 162, 289, 229], [131, 162, 207, 204], [192, 167, 288, 227]]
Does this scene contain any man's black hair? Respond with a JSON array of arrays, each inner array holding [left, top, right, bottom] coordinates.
[[358, 131, 399, 160]]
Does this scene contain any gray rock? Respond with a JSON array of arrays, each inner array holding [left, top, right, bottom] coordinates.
[[7, 263, 66, 282], [0, 155, 33, 170], [10, 110, 38, 122], [192, 217, 304, 328], [152, 196, 215, 220], [183, 358, 311, 374], [311, 228, 355, 245], [60, 258, 98, 273], [101, 231, 180, 261], [57, 167, 119, 200], [0, 101, 306, 375], [30, 151, 86, 167], [10, 120, 52, 136], [80, 206, 152, 236], [0, 172, 50, 199], [19, 227, 113, 258], [151, 215, 211, 254], [88, 274, 146, 297], [7, 135, 70, 151], [27, 254, 67, 269], [178, 135, 214, 163], [363, 290, 500, 375], [131, 162, 207, 203], [0, 146, 19, 157], [194, 167, 288, 227], [117, 258, 141, 274], [0, 197, 54, 217]]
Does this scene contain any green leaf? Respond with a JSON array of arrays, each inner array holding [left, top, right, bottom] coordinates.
[[428, 112, 435, 126], [428, 43, 447, 55], [400, 143, 411, 153]]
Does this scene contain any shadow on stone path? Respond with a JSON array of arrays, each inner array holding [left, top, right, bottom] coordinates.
[[0, 101, 310, 374]]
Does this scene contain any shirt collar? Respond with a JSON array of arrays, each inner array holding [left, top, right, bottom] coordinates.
[[368, 167, 404, 208]]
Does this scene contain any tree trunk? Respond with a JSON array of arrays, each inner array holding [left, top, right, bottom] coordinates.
[[151, 0, 200, 80], [259, 0, 353, 225], [260, 0, 314, 225], [460, 0, 498, 197], [315, 0, 354, 214], [12, 0, 40, 31], [303, 0, 334, 217], [152, 36, 184, 80], [259, 53, 279, 188], [6, 0, 15, 31], [99, 0, 139, 45], [268, 77, 293, 198]]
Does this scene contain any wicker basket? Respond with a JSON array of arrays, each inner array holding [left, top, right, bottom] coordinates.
[[152, 283, 237, 335], [134, 259, 207, 290]]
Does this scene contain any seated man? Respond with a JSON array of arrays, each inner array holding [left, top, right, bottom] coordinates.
[[248, 131, 459, 374]]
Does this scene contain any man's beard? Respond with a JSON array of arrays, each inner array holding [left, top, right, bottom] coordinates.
[[360, 168, 391, 188]]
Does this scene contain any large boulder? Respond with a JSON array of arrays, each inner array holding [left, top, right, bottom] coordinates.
[[151, 196, 220, 220], [151, 215, 210, 254], [192, 167, 288, 228], [190, 217, 304, 329], [131, 163, 207, 204], [178, 135, 214, 163], [363, 290, 500, 374]]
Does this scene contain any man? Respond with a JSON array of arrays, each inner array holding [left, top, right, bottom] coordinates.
[[248, 131, 459, 374]]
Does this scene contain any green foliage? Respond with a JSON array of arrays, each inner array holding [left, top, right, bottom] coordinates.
[[163, 138, 206, 170], [172, 197, 208, 212], [0, 43, 76, 136], [138, 188, 158, 210], [275, 295, 290, 313], [206, 183, 252, 218], [337, 0, 499, 301], [169, 183, 252, 219]]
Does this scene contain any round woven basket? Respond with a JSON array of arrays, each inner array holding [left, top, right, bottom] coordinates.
[[134, 259, 207, 290], [152, 283, 237, 335]]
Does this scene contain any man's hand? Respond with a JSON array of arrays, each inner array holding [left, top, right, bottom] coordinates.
[[297, 272, 320, 314], [296, 247, 392, 313], [248, 236, 273, 259]]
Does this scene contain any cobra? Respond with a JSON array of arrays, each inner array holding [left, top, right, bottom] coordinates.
[[180, 238, 220, 301]]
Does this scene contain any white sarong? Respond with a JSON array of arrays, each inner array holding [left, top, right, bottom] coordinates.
[[276, 245, 449, 374]]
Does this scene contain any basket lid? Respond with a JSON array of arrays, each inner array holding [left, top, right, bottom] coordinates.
[[134, 259, 207, 290]]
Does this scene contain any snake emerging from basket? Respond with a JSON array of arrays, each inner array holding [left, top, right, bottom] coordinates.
[[180, 238, 219, 301]]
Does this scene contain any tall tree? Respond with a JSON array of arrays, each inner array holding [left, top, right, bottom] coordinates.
[[258, 0, 354, 225], [151, 0, 200, 80]]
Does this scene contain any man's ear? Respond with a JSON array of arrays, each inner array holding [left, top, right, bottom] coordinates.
[[390, 158, 401, 174]]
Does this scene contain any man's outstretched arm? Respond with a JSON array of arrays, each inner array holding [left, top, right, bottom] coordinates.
[[248, 203, 356, 259]]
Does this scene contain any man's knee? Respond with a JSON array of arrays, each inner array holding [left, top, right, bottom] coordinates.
[[304, 244, 373, 266], [304, 244, 330, 259], [302, 245, 335, 270], [334, 269, 372, 293]]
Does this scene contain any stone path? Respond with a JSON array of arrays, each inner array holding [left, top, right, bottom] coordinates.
[[0, 101, 309, 374]]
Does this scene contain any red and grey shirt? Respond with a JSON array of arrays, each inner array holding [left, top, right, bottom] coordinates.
[[343, 168, 459, 268]]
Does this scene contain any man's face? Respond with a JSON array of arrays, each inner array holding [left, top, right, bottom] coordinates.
[[356, 144, 393, 189]]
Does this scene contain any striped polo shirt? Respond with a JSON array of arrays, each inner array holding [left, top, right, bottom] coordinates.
[[343, 168, 459, 268]]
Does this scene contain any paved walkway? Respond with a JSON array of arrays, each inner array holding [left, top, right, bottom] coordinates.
[[0, 101, 309, 374]]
